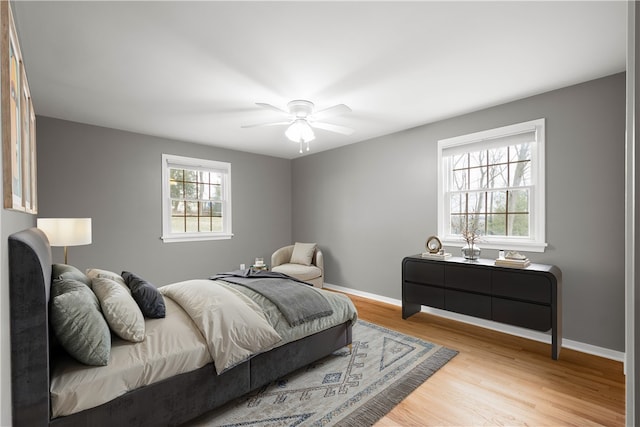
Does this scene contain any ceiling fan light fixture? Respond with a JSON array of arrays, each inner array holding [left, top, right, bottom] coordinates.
[[285, 119, 315, 144]]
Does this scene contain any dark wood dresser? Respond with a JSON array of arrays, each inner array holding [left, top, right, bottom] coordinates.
[[402, 255, 562, 359]]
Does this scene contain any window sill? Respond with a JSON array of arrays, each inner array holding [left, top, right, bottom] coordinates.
[[441, 238, 547, 253], [161, 233, 233, 243]]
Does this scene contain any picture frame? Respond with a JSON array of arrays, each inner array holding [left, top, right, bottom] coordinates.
[[1, 1, 37, 213]]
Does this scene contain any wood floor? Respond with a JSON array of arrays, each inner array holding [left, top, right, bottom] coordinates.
[[346, 293, 625, 427]]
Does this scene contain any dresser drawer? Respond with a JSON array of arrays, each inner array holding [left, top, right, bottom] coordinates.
[[492, 297, 551, 331], [403, 282, 445, 309], [445, 289, 491, 320], [492, 271, 551, 304], [403, 260, 444, 286], [445, 265, 491, 294]]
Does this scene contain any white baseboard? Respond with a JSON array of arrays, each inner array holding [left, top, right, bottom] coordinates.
[[325, 282, 625, 363]]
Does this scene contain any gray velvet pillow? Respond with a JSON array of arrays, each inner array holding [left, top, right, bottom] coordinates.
[[50, 278, 111, 366], [52, 264, 92, 289]]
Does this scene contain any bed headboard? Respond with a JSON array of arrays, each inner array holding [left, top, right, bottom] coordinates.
[[9, 227, 52, 426]]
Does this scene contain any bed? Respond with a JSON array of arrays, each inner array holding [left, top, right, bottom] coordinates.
[[8, 228, 356, 427]]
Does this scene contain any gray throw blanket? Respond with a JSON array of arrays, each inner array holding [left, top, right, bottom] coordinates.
[[209, 269, 333, 326]]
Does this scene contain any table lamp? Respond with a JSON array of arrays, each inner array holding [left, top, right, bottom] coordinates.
[[37, 218, 92, 264]]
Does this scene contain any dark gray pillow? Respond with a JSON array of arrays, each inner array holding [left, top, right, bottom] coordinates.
[[122, 271, 166, 318], [50, 278, 111, 366]]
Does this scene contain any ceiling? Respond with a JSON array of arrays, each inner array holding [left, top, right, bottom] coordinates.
[[12, 1, 627, 159]]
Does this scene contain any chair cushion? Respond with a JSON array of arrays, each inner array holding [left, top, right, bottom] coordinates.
[[290, 242, 317, 266], [272, 263, 322, 282]]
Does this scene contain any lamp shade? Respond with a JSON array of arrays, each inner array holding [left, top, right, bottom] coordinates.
[[285, 119, 315, 143], [37, 218, 92, 247]]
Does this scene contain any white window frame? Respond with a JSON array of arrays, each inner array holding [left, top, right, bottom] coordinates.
[[161, 154, 233, 243], [437, 118, 547, 253]]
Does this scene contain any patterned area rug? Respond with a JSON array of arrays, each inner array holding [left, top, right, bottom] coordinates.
[[186, 320, 457, 427]]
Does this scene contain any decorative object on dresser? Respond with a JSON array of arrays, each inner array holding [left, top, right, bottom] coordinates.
[[8, 228, 355, 427], [422, 235, 451, 260], [271, 242, 324, 288], [185, 320, 457, 427], [402, 255, 562, 360], [495, 250, 531, 268], [459, 216, 482, 260], [36, 217, 92, 263]]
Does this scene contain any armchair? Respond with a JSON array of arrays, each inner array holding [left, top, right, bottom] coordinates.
[[271, 243, 324, 288]]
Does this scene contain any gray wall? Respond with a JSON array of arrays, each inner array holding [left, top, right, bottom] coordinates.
[[36, 117, 293, 286], [292, 73, 626, 352]]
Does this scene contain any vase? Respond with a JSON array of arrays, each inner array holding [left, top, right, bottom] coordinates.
[[461, 243, 481, 260]]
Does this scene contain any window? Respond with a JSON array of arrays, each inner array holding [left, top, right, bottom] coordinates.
[[161, 154, 232, 242], [437, 119, 546, 252]]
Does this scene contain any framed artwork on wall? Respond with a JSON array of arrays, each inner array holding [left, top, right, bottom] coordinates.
[[1, 1, 37, 213]]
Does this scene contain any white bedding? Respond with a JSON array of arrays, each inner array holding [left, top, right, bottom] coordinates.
[[50, 279, 357, 418], [160, 279, 283, 373]]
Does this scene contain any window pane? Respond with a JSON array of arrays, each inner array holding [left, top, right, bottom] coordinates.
[[452, 170, 467, 191], [185, 201, 198, 216], [509, 143, 531, 162], [184, 182, 197, 200], [184, 170, 197, 182], [450, 193, 464, 215], [489, 146, 508, 164], [510, 161, 531, 187], [185, 217, 199, 233], [450, 214, 465, 235], [171, 216, 185, 233], [170, 181, 183, 198], [170, 168, 183, 181], [210, 173, 222, 186], [468, 150, 486, 168], [452, 153, 468, 170], [201, 201, 212, 217], [486, 213, 506, 236], [508, 189, 529, 213], [469, 166, 487, 190], [211, 201, 222, 217], [488, 163, 508, 188], [199, 216, 212, 232], [508, 214, 529, 237], [212, 216, 223, 232], [466, 192, 485, 214], [488, 191, 507, 213]]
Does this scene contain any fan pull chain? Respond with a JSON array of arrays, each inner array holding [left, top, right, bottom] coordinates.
[[299, 140, 303, 154], [306, 141, 310, 152]]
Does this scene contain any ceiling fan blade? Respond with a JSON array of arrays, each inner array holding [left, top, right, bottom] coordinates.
[[310, 122, 354, 135], [312, 104, 352, 121], [255, 102, 289, 116], [241, 120, 291, 129]]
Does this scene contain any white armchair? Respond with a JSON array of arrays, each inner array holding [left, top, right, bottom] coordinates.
[[271, 243, 324, 288]]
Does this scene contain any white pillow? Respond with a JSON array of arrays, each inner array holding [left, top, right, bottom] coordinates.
[[92, 276, 145, 342], [290, 242, 317, 266], [86, 268, 130, 293]]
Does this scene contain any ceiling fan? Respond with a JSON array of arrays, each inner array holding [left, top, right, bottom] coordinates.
[[242, 100, 354, 153]]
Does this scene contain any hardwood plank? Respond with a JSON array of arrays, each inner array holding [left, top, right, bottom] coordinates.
[[345, 293, 625, 426]]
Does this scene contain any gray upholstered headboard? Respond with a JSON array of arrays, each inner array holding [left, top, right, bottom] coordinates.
[[9, 227, 53, 426]]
